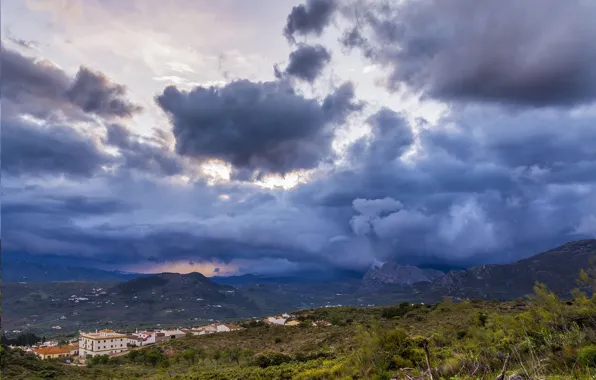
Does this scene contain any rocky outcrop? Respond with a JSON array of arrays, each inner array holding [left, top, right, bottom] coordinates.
[[363, 263, 445, 287]]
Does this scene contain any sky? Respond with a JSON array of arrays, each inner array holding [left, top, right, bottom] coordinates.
[[2, 0, 596, 276]]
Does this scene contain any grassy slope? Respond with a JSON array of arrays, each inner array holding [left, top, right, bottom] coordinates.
[[5, 291, 596, 379]]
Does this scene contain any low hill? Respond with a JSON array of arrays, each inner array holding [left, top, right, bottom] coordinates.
[[1, 273, 261, 334]]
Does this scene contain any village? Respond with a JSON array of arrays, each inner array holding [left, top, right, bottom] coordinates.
[[7, 312, 333, 364]]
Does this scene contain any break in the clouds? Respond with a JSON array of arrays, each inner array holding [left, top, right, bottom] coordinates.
[[2, 0, 596, 275], [340, 0, 596, 106], [275, 44, 331, 83], [156, 79, 360, 177]]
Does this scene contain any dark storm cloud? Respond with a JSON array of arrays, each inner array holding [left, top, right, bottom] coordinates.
[[1, 117, 112, 178], [104, 124, 184, 176], [348, 107, 414, 163], [156, 79, 360, 176], [276, 44, 331, 83], [293, 105, 596, 265], [284, 0, 336, 43], [321, 81, 364, 124], [65, 67, 143, 118], [1, 45, 141, 118], [341, 0, 596, 106], [1, 178, 343, 268]]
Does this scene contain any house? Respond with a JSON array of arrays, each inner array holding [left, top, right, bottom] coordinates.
[[126, 335, 144, 347], [161, 329, 186, 339], [134, 331, 167, 345], [285, 320, 301, 327], [154, 332, 168, 343], [184, 328, 205, 336], [216, 323, 242, 332], [199, 325, 218, 335], [265, 316, 287, 325], [51, 325, 62, 330], [79, 329, 128, 358], [34, 345, 77, 360]]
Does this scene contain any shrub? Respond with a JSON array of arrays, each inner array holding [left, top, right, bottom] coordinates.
[[578, 345, 596, 367], [253, 352, 293, 368]]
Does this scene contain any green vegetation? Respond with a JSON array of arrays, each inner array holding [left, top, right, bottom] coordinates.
[[5, 269, 596, 378]]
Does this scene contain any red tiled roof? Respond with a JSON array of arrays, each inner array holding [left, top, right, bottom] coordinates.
[[34, 346, 74, 355]]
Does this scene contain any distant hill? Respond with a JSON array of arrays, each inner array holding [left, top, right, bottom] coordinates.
[[1, 272, 262, 333], [417, 239, 596, 300], [1, 258, 145, 283]]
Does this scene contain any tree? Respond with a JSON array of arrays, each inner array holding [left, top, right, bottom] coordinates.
[[146, 350, 162, 367], [182, 348, 196, 365], [228, 347, 241, 365], [211, 349, 222, 368], [128, 349, 139, 363], [159, 359, 172, 378]]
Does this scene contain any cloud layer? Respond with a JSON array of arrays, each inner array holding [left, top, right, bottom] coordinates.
[[340, 0, 596, 106], [2, 0, 596, 275]]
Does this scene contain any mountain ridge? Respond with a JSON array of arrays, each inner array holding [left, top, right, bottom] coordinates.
[[418, 239, 596, 300]]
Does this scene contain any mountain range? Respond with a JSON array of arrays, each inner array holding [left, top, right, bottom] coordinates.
[[2, 239, 595, 334]]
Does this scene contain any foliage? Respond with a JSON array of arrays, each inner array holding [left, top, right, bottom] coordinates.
[[1, 332, 42, 346]]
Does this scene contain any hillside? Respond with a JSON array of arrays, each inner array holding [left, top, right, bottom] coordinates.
[[417, 239, 596, 300], [1, 273, 261, 334], [5, 289, 596, 379], [363, 263, 445, 287]]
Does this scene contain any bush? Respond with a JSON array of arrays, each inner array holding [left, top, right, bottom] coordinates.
[[578, 345, 596, 367], [381, 302, 411, 319], [253, 352, 293, 368]]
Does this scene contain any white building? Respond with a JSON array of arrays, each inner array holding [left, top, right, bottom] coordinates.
[[126, 335, 144, 347], [79, 329, 128, 358], [161, 329, 186, 339], [216, 324, 242, 332], [199, 325, 218, 335], [265, 316, 287, 325]]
